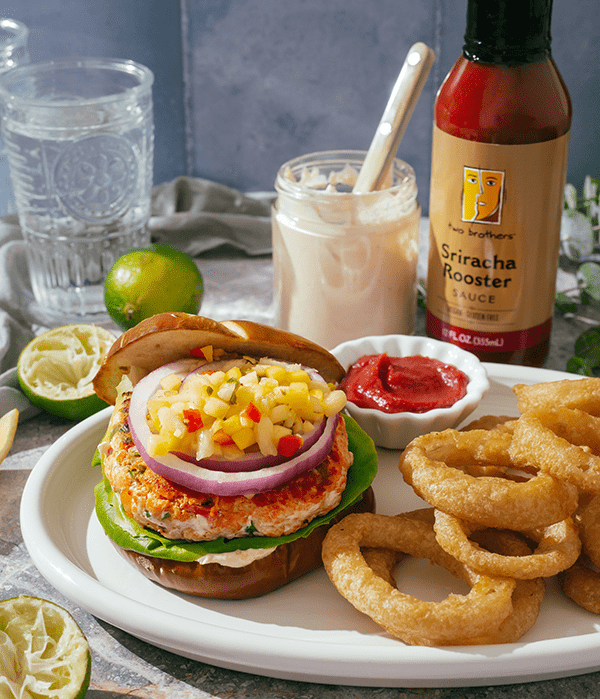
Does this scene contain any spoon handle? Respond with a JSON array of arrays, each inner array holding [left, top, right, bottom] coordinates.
[[354, 42, 435, 194]]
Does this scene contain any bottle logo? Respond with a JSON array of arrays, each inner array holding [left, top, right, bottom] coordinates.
[[462, 166, 505, 224], [53, 134, 138, 223]]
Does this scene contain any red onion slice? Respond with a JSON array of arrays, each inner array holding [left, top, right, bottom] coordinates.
[[130, 411, 338, 496], [128, 357, 339, 495], [129, 358, 328, 472]]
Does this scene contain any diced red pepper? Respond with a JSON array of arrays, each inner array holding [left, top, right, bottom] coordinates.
[[213, 429, 235, 446], [190, 347, 207, 358], [277, 434, 303, 458], [244, 402, 261, 423], [183, 409, 204, 432]]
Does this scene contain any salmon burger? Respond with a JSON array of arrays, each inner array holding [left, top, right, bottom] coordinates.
[[92, 313, 377, 599]]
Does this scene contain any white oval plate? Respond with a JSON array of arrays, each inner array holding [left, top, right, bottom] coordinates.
[[20, 364, 600, 688]]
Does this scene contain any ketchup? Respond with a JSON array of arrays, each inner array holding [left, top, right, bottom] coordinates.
[[426, 0, 572, 367], [340, 354, 468, 414]]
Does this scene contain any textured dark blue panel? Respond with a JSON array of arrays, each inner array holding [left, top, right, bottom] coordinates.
[[3, 0, 598, 208], [184, 0, 436, 203], [5, 0, 186, 189], [182, 0, 600, 209]]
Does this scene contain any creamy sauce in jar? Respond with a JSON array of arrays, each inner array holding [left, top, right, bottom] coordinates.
[[272, 151, 420, 349]]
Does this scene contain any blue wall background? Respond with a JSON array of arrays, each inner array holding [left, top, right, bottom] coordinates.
[[4, 0, 599, 214]]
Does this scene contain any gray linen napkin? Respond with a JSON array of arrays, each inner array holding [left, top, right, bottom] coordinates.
[[150, 176, 273, 256], [0, 177, 274, 421]]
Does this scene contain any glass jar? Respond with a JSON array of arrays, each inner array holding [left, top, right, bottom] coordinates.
[[272, 150, 420, 349]]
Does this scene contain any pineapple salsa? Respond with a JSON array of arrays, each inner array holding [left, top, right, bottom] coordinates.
[[145, 347, 347, 463]]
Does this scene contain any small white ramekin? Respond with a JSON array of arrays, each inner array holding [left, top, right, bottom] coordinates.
[[331, 334, 490, 450]]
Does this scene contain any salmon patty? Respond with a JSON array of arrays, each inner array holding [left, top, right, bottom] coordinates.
[[100, 392, 353, 541]]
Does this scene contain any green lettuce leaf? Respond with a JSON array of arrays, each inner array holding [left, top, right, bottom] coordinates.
[[94, 413, 378, 562]]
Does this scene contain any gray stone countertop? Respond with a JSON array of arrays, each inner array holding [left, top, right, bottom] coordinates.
[[2, 248, 600, 698]]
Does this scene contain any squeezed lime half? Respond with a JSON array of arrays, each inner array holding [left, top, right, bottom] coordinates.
[[17, 324, 116, 420], [0, 595, 91, 699]]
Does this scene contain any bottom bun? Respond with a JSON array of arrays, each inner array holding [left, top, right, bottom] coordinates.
[[113, 486, 375, 599]]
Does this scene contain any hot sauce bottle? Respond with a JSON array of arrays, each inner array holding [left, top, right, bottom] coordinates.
[[426, 0, 572, 366]]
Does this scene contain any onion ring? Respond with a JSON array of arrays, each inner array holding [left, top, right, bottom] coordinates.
[[350, 522, 545, 645], [321, 509, 516, 646], [558, 555, 600, 614], [510, 408, 600, 493], [433, 510, 581, 579], [577, 494, 600, 569], [460, 415, 518, 433], [399, 429, 579, 529], [361, 548, 402, 588], [513, 378, 600, 416], [462, 528, 545, 644]]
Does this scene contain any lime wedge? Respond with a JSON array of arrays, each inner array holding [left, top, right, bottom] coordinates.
[[0, 408, 18, 464], [17, 324, 116, 421], [0, 595, 91, 699]]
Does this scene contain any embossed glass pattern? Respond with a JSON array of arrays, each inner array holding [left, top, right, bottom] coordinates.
[[0, 18, 29, 216], [0, 57, 154, 324]]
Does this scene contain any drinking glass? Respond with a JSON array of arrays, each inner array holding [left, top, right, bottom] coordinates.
[[0, 17, 29, 216], [0, 57, 154, 325]]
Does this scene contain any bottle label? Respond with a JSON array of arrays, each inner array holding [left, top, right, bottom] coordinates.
[[426, 126, 570, 353]]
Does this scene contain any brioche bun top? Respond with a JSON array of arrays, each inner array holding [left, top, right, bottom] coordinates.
[[93, 313, 346, 405]]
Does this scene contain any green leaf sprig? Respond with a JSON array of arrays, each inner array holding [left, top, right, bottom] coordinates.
[[557, 177, 600, 375], [567, 327, 600, 375]]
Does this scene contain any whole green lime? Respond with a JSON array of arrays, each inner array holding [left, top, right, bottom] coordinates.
[[104, 244, 203, 330]]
